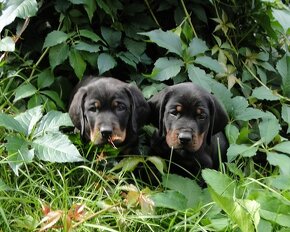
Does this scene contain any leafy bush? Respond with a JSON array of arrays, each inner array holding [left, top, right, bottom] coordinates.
[[0, 0, 290, 231]]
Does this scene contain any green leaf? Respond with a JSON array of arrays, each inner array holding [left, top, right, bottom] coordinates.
[[14, 83, 37, 102], [188, 37, 208, 56], [124, 38, 146, 57], [194, 56, 224, 73], [5, 135, 34, 176], [282, 104, 290, 133], [146, 156, 166, 175], [43, 30, 69, 48], [272, 9, 290, 32], [139, 29, 183, 57], [111, 157, 144, 172], [259, 114, 281, 145], [267, 152, 290, 176], [41, 90, 65, 110], [101, 27, 121, 48], [74, 41, 100, 53], [79, 29, 103, 43], [272, 141, 290, 155], [227, 144, 258, 162], [162, 174, 202, 209], [33, 133, 84, 163], [34, 111, 73, 137], [37, 69, 54, 89], [14, 106, 43, 136], [225, 123, 240, 144], [150, 190, 187, 211], [209, 187, 259, 232], [0, 0, 38, 33], [252, 86, 279, 101], [202, 169, 236, 197], [149, 57, 183, 81], [49, 43, 69, 70], [83, 0, 96, 22], [0, 113, 26, 133], [69, 48, 87, 79], [235, 108, 267, 121], [261, 209, 290, 227], [97, 53, 117, 75], [277, 55, 290, 97], [0, 36, 15, 52], [187, 64, 213, 91]]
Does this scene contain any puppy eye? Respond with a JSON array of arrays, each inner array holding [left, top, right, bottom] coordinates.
[[170, 110, 179, 116], [116, 103, 127, 111], [88, 106, 98, 112], [198, 113, 207, 120]]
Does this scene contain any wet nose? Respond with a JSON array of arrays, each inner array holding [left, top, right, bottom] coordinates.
[[100, 126, 112, 139], [178, 131, 192, 145]]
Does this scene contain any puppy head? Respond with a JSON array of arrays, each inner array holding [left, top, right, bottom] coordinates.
[[69, 77, 149, 146], [149, 83, 228, 152]]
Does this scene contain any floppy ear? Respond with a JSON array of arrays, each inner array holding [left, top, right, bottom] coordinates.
[[68, 87, 87, 137], [148, 88, 171, 137], [126, 84, 150, 134], [207, 94, 228, 144]]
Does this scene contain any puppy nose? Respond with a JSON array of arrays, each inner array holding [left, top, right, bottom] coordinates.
[[100, 126, 112, 139], [178, 132, 192, 144]]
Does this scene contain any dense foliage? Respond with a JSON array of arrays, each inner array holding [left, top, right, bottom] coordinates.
[[0, 0, 290, 231]]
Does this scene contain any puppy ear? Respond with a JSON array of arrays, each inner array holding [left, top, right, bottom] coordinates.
[[148, 88, 170, 137], [207, 95, 228, 144], [68, 88, 87, 137], [126, 84, 150, 134]]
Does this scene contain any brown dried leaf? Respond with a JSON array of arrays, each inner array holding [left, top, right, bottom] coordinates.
[[39, 210, 63, 231]]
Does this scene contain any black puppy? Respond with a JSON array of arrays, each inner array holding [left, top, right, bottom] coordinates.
[[69, 76, 150, 152], [148, 82, 228, 178]]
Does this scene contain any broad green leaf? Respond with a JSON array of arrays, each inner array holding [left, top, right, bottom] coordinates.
[[150, 190, 187, 211], [252, 86, 279, 101], [14, 83, 37, 102], [277, 55, 290, 97], [261, 209, 290, 227], [0, 0, 38, 33], [162, 174, 202, 208], [272, 141, 290, 155], [69, 48, 87, 79], [194, 56, 224, 73], [34, 111, 73, 137], [111, 157, 144, 172], [83, 0, 96, 22], [142, 83, 167, 99], [259, 114, 281, 145], [79, 29, 102, 43], [74, 41, 100, 53], [101, 27, 121, 48], [188, 64, 213, 91], [117, 51, 138, 69], [149, 57, 183, 81], [146, 156, 166, 175], [14, 106, 43, 136], [235, 108, 267, 121], [188, 37, 208, 57], [0, 36, 15, 51], [0, 113, 26, 133], [28, 94, 43, 109], [33, 133, 84, 163], [209, 187, 259, 232], [139, 29, 183, 57], [49, 43, 69, 70], [210, 81, 233, 114], [97, 53, 117, 75], [282, 104, 290, 133], [227, 144, 258, 162], [225, 123, 240, 144], [43, 30, 69, 48], [272, 9, 290, 32], [37, 69, 54, 89], [5, 135, 34, 176], [202, 169, 236, 197], [124, 38, 146, 57], [267, 152, 290, 176], [41, 90, 65, 110]]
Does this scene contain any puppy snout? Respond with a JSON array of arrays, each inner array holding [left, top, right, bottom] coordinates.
[[178, 131, 192, 145], [100, 126, 113, 139]]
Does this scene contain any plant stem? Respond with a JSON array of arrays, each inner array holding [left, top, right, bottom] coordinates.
[[180, 0, 197, 37]]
